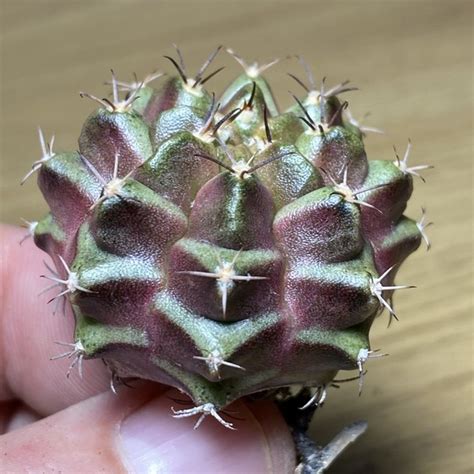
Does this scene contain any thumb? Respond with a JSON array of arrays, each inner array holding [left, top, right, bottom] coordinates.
[[2, 386, 295, 473]]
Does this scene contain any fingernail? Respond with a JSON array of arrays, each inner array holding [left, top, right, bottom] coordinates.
[[120, 389, 280, 473]]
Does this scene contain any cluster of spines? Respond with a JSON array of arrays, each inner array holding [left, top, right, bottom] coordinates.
[[21, 46, 432, 429]]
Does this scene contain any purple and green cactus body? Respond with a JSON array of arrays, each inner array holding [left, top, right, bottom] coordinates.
[[24, 47, 431, 429]]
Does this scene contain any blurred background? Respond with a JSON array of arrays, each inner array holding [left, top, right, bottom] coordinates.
[[1, 1, 472, 472]]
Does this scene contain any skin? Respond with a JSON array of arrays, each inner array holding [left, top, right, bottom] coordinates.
[[0, 224, 295, 473]]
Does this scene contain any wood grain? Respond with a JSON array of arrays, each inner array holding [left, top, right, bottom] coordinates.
[[1, 1, 472, 472]]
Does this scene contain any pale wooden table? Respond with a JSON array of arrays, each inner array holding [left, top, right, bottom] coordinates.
[[1, 1, 472, 473]]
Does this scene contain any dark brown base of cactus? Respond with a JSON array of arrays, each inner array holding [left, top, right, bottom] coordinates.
[[275, 389, 367, 473]]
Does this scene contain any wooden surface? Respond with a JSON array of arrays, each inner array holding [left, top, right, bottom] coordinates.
[[1, 1, 472, 473]]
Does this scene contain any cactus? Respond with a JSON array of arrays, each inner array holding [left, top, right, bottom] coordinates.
[[22, 46, 431, 454]]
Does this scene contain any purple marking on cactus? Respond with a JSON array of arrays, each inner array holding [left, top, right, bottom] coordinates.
[[142, 77, 179, 123], [368, 225, 421, 290], [285, 271, 377, 329], [75, 277, 159, 326], [34, 225, 77, 276], [92, 194, 187, 261], [177, 250, 268, 318], [273, 193, 363, 263], [37, 158, 100, 237], [300, 128, 368, 188], [168, 245, 282, 322], [79, 107, 152, 181], [281, 338, 359, 376], [145, 307, 215, 378], [359, 170, 414, 239]]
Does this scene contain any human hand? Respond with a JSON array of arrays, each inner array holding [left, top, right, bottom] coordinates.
[[0, 224, 295, 473]]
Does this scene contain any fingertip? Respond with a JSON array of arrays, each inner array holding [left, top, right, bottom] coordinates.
[[120, 389, 295, 473], [246, 399, 297, 474], [1, 384, 163, 473], [0, 224, 110, 413], [2, 381, 295, 473]]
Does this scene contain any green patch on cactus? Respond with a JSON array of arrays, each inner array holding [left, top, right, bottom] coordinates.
[[296, 125, 364, 163], [140, 131, 215, 184], [155, 357, 280, 408], [275, 186, 336, 220], [175, 238, 278, 273], [360, 159, 406, 190], [158, 76, 213, 113], [153, 105, 207, 144], [154, 291, 280, 357], [75, 310, 149, 355], [131, 86, 155, 115], [153, 358, 229, 407], [41, 152, 100, 191], [220, 73, 279, 117], [72, 223, 162, 284], [254, 144, 322, 209], [268, 112, 305, 144], [293, 245, 376, 279], [136, 130, 217, 211], [35, 213, 65, 241], [296, 323, 370, 363], [382, 216, 420, 249]]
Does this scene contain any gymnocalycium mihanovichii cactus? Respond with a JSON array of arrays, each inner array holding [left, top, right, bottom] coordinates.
[[21, 46, 432, 470]]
